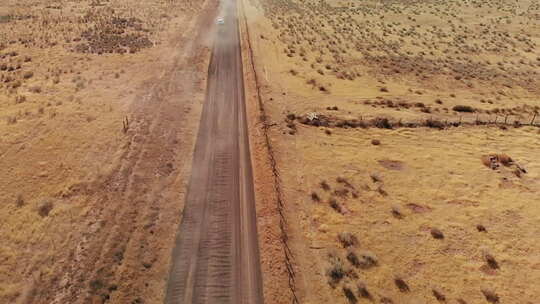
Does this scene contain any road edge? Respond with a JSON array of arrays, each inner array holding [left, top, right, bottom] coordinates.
[[237, 1, 298, 303]]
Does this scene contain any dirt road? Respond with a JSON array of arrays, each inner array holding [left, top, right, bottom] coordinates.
[[164, 0, 264, 303]]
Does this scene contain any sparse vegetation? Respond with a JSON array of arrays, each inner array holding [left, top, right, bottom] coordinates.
[[432, 288, 446, 302], [453, 105, 475, 113], [247, 0, 540, 302], [15, 194, 24, 207], [342, 285, 357, 303], [0, 1, 208, 303], [477, 224, 487, 232], [357, 282, 372, 300], [37, 199, 54, 217], [430, 228, 444, 239], [481, 289, 500, 303], [394, 277, 410, 292], [484, 253, 499, 269], [338, 232, 358, 248], [326, 253, 346, 287]]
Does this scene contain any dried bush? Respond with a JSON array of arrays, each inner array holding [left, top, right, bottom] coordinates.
[[337, 232, 358, 248], [343, 285, 357, 303], [326, 255, 346, 287], [391, 205, 404, 219], [432, 288, 446, 302], [476, 224, 487, 232], [484, 253, 499, 269], [453, 105, 475, 112], [394, 277, 410, 292], [481, 289, 499, 303], [329, 198, 343, 213], [430, 228, 444, 239], [15, 194, 24, 207], [38, 200, 54, 217], [320, 180, 331, 191], [371, 117, 392, 129], [357, 282, 372, 300]]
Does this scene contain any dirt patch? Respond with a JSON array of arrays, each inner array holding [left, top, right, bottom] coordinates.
[[405, 203, 433, 214], [378, 159, 405, 171]]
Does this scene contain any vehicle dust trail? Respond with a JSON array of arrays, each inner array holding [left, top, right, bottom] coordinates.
[[164, 0, 264, 302]]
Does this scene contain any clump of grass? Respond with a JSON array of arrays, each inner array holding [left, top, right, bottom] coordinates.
[[310, 192, 320, 202], [30, 86, 42, 93], [357, 251, 378, 269], [15, 95, 26, 103], [380, 297, 394, 304], [329, 198, 343, 213], [326, 254, 346, 287], [370, 173, 381, 183], [452, 105, 475, 112], [394, 277, 410, 292], [338, 232, 358, 248], [371, 139, 381, 145], [430, 228, 444, 239], [391, 205, 404, 219], [320, 180, 331, 191], [377, 186, 388, 196], [481, 289, 499, 303], [346, 249, 360, 267], [333, 188, 349, 197], [23, 71, 34, 79], [432, 288, 446, 302], [357, 282, 372, 300], [336, 177, 355, 190], [484, 253, 499, 269], [425, 118, 445, 129], [38, 200, 54, 217], [476, 224, 487, 232], [343, 285, 357, 303], [286, 113, 296, 120], [371, 117, 392, 129], [15, 194, 24, 207]]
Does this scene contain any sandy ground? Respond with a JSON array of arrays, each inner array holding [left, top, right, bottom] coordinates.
[[242, 0, 540, 302], [0, 0, 216, 303]]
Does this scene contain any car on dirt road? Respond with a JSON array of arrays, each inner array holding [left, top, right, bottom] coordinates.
[[217, 17, 224, 25]]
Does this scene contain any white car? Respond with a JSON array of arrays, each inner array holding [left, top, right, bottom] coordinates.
[[217, 17, 224, 25]]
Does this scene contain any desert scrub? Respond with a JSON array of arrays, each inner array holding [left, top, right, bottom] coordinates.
[[452, 105, 475, 112]]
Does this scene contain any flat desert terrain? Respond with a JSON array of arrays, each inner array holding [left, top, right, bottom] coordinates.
[[241, 0, 540, 302], [0, 0, 216, 303]]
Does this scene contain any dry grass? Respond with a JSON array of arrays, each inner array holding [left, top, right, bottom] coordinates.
[[242, 0, 540, 302], [0, 0, 208, 302]]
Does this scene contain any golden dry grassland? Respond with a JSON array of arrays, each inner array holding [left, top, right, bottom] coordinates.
[[0, 0, 213, 303], [242, 0, 540, 302]]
